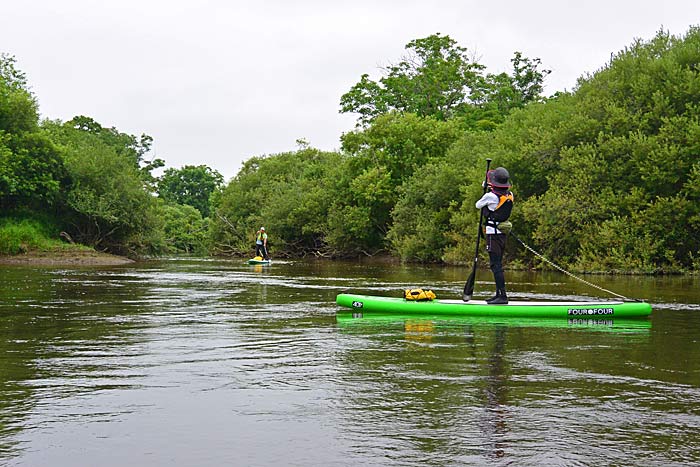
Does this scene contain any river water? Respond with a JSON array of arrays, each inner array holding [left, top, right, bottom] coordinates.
[[1, 258, 699, 466]]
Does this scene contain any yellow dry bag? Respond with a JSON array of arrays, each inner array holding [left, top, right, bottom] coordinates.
[[403, 289, 437, 301]]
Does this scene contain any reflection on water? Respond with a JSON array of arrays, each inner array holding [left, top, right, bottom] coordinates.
[[0, 259, 699, 466], [483, 326, 507, 461]]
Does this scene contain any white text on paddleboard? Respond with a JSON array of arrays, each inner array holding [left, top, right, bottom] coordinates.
[[567, 308, 614, 316]]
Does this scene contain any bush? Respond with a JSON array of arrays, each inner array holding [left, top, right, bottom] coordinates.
[[0, 218, 55, 254]]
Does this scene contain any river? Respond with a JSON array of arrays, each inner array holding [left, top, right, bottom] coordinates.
[[1, 258, 699, 466]]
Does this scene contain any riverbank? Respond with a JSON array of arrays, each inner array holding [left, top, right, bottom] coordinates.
[[0, 249, 134, 266]]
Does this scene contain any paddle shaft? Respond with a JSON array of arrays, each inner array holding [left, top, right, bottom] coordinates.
[[462, 158, 492, 301]]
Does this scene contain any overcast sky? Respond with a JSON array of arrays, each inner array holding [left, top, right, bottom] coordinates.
[[2, 1, 699, 180]]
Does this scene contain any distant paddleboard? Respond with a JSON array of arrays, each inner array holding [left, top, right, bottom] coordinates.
[[248, 257, 271, 265]]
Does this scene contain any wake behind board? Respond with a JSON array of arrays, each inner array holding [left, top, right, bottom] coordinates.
[[336, 293, 651, 318]]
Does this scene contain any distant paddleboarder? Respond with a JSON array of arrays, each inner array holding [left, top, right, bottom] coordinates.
[[255, 227, 269, 260]]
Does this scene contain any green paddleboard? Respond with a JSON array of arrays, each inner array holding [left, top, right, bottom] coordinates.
[[247, 258, 271, 265], [336, 293, 652, 318]]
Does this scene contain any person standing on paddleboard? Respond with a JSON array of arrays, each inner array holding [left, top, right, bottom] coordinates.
[[475, 167, 514, 304], [255, 227, 269, 260]]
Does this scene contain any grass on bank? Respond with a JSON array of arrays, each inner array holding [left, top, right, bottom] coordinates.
[[0, 218, 91, 255]]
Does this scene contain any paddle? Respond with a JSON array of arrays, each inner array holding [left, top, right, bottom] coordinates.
[[462, 158, 492, 301]]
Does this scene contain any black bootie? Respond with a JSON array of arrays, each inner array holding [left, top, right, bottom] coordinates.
[[485, 290, 500, 304], [488, 288, 508, 305]]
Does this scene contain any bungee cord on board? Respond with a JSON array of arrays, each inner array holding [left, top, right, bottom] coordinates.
[[509, 231, 642, 302]]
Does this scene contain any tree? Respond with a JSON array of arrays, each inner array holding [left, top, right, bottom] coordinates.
[[339, 34, 550, 128], [159, 202, 208, 254], [477, 52, 552, 124], [340, 34, 486, 126], [387, 161, 464, 261], [0, 54, 39, 134], [157, 165, 224, 218], [333, 113, 463, 254], [0, 132, 67, 210], [42, 119, 162, 254], [209, 148, 344, 256], [510, 52, 550, 105], [65, 115, 164, 189], [1, 54, 66, 211], [341, 112, 463, 182], [517, 27, 700, 271]]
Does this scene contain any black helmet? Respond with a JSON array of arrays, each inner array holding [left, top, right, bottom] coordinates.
[[487, 167, 511, 188]]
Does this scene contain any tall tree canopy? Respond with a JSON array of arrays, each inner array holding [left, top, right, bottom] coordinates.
[[66, 115, 164, 190], [0, 54, 38, 134], [0, 54, 66, 211], [41, 119, 162, 254], [157, 165, 224, 218], [339, 34, 550, 128]]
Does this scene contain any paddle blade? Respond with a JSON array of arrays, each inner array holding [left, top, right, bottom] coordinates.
[[462, 267, 476, 301]]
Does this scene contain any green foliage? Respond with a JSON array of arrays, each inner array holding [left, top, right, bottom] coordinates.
[[517, 27, 700, 271], [210, 148, 343, 256], [341, 112, 464, 182], [5, 27, 700, 271], [387, 162, 463, 261], [510, 52, 550, 104], [1, 55, 198, 257], [64, 116, 164, 189], [384, 27, 700, 271], [0, 54, 38, 134], [340, 33, 484, 125], [0, 55, 66, 212], [160, 202, 208, 254], [520, 144, 618, 265], [42, 119, 163, 255], [0, 132, 67, 210], [332, 113, 464, 254], [213, 28, 699, 271], [340, 34, 550, 128], [325, 204, 376, 254], [0, 218, 56, 254], [157, 165, 224, 218]]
